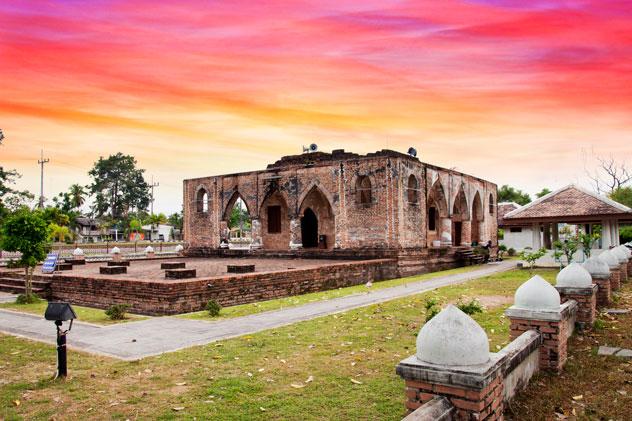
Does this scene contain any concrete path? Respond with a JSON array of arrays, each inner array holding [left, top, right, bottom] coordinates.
[[0, 261, 515, 360]]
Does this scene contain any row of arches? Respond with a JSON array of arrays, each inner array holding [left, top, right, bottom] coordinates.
[[193, 179, 493, 249]]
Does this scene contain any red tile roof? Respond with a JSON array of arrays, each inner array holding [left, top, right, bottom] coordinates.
[[503, 185, 632, 222]]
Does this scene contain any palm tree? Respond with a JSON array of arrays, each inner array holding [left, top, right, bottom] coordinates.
[[68, 184, 86, 210]]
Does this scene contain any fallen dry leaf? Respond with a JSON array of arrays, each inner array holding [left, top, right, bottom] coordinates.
[[172, 407, 185, 411], [291, 383, 306, 389], [12, 400, 20, 407], [175, 382, 187, 386], [350, 378, 363, 385], [572, 395, 583, 401], [305, 375, 314, 383]]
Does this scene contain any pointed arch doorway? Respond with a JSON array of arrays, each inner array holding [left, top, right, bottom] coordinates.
[[301, 208, 319, 248]]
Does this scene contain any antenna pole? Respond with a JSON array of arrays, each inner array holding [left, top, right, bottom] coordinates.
[[38, 149, 50, 208], [149, 176, 159, 241]]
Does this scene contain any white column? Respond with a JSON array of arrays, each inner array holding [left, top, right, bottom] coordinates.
[[613, 220, 620, 246], [532, 223, 542, 249], [602, 220, 612, 249]]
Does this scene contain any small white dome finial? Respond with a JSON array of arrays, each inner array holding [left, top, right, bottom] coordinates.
[[583, 256, 610, 277], [514, 275, 560, 311], [598, 250, 620, 269], [110, 246, 121, 255], [556, 263, 593, 288], [416, 305, 490, 366]]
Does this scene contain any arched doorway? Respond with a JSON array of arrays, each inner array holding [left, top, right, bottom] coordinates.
[[471, 192, 483, 245], [427, 180, 449, 246], [301, 208, 318, 248], [452, 188, 469, 246]]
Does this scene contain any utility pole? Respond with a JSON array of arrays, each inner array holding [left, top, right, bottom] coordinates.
[[38, 150, 50, 208], [149, 176, 159, 241]]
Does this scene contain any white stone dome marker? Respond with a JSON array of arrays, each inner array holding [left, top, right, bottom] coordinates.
[[175, 244, 184, 253], [416, 305, 490, 366], [611, 247, 628, 263], [618, 245, 631, 258], [513, 275, 560, 311], [145, 245, 155, 253], [598, 250, 620, 269], [556, 263, 592, 288], [73, 248, 84, 256], [582, 257, 610, 277], [110, 246, 121, 254]]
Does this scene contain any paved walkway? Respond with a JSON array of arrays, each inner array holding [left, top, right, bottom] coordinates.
[[0, 261, 514, 360]]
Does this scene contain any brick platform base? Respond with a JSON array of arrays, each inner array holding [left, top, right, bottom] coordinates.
[[55, 263, 73, 271], [161, 262, 186, 270], [100, 266, 127, 275], [227, 264, 255, 274], [64, 259, 86, 265], [107, 260, 130, 267], [165, 268, 196, 279]]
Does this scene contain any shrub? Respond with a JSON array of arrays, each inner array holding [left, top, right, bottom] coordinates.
[[16, 294, 41, 305], [498, 244, 507, 260], [456, 299, 484, 316], [507, 248, 516, 256], [105, 304, 130, 320], [593, 319, 606, 331], [425, 306, 440, 322], [206, 299, 222, 317], [424, 297, 439, 311]]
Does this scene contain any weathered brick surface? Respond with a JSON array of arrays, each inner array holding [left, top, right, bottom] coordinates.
[[592, 276, 611, 307], [509, 318, 569, 372], [50, 259, 398, 315], [558, 289, 596, 328], [610, 269, 621, 290], [620, 263, 628, 282], [403, 374, 504, 420], [183, 150, 497, 252]]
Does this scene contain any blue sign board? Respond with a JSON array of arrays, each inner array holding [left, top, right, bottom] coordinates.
[[42, 253, 59, 274]]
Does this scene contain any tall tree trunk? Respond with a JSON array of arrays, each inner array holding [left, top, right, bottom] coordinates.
[[24, 266, 33, 298]]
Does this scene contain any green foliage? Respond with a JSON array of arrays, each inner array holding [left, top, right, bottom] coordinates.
[[168, 212, 183, 230], [553, 237, 579, 267], [535, 188, 552, 198], [610, 186, 632, 208], [498, 185, 531, 205], [228, 199, 251, 230], [497, 228, 504, 240], [425, 305, 440, 322], [423, 297, 439, 311], [507, 247, 516, 256], [105, 304, 130, 320], [40, 206, 70, 226], [0, 167, 34, 220], [48, 223, 73, 243], [53, 184, 87, 213], [577, 229, 600, 258], [593, 318, 606, 331], [206, 299, 222, 317], [129, 218, 143, 232], [0, 209, 50, 269], [620, 225, 632, 243], [88, 153, 151, 218], [519, 247, 547, 271], [456, 298, 484, 315], [15, 294, 41, 305], [498, 244, 507, 259]]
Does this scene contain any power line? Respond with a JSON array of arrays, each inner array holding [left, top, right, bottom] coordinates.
[[38, 149, 50, 208]]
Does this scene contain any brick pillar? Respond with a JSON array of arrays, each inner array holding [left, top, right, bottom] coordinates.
[[591, 275, 612, 307], [461, 221, 472, 246], [628, 258, 632, 277], [610, 269, 621, 290], [505, 301, 577, 373], [289, 217, 302, 250], [555, 285, 597, 329], [250, 218, 262, 249], [620, 263, 628, 282]]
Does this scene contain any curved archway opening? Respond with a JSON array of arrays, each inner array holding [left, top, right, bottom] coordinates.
[[471, 192, 483, 245], [301, 208, 319, 248]]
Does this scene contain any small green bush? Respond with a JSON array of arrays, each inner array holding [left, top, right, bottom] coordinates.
[[424, 297, 439, 311], [456, 299, 484, 316], [593, 319, 606, 331], [105, 304, 130, 320], [16, 294, 41, 304], [507, 248, 516, 257], [206, 299, 222, 317], [425, 306, 440, 322]]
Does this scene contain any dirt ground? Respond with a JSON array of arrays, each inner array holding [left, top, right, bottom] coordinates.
[[41, 257, 348, 281]]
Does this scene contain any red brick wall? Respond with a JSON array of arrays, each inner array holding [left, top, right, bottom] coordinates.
[[49, 259, 398, 316], [509, 318, 569, 372]]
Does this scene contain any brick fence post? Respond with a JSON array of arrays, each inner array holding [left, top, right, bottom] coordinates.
[[599, 250, 621, 290], [396, 305, 504, 420], [555, 263, 597, 329], [611, 246, 629, 282], [583, 257, 612, 308], [505, 275, 578, 373]]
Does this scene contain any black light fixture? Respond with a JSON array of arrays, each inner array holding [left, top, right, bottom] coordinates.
[[44, 302, 77, 378]]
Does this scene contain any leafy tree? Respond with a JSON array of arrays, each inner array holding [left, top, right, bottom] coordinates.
[[146, 213, 168, 240], [49, 223, 72, 243], [578, 227, 601, 258], [228, 199, 250, 230], [610, 186, 632, 209], [519, 247, 547, 272], [535, 188, 552, 198], [0, 209, 50, 301], [620, 225, 632, 243], [0, 168, 34, 221], [553, 237, 579, 268], [88, 153, 150, 219], [40, 207, 70, 226], [68, 184, 87, 209], [498, 185, 531, 206], [168, 211, 183, 230]]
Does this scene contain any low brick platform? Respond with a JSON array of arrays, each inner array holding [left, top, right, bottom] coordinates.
[[55, 263, 73, 271], [227, 264, 255, 274], [100, 266, 127, 275], [165, 268, 196, 279], [161, 262, 186, 270], [64, 258, 86, 265], [107, 260, 130, 267]]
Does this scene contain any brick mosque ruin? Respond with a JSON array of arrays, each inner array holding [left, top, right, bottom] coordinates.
[[0, 148, 498, 315], [183, 148, 498, 274]]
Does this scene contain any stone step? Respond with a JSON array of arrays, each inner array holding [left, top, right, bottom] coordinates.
[[0, 277, 52, 289], [0, 283, 48, 296]]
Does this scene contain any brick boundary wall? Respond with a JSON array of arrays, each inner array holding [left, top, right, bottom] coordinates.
[[556, 285, 597, 329], [591, 275, 611, 307], [49, 259, 398, 315]]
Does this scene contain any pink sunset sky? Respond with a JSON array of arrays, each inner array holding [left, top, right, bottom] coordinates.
[[1, 0, 631, 213]]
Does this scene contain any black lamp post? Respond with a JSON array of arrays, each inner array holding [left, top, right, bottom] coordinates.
[[44, 302, 77, 378]]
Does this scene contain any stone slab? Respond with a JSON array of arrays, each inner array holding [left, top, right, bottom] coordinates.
[[165, 268, 196, 279], [55, 263, 73, 271], [227, 264, 255, 274], [597, 346, 632, 359], [161, 262, 186, 270], [64, 259, 86, 265], [100, 266, 127, 275], [107, 260, 130, 267], [603, 309, 630, 315]]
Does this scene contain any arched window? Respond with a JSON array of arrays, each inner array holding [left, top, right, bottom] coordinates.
[[489, 193, 494, 215], [196, 188, 209, 213], [428, 206, 437, 231], [356, 176, 372, 204], [407, 175, 418, 204]]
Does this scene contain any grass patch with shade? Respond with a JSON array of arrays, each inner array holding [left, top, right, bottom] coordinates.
[[0, 300, 147, 325]]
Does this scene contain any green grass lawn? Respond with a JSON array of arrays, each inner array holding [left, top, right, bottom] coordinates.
[[0, 300, 147, 325], [0, 268, 555, 420], [180, 264, 492, 321]]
